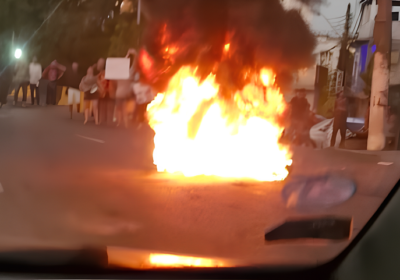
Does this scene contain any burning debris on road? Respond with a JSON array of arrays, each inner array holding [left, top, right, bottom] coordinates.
[[135, 0, 324, 181]]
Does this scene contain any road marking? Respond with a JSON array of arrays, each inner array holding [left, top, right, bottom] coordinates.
[[378, 162, 393, 166], [76, 134, 105, 144], [0, 182, 3, 193]]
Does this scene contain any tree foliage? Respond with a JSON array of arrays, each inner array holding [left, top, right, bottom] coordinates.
[[108, 0, 145, 57], [1, 0, 146, 73], [0, 0, 52, 70], [0, 0, 118, 72], [28, 0, 116, 69]]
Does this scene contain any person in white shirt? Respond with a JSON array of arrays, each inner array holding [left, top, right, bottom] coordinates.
[[29, 56, 42, 105]]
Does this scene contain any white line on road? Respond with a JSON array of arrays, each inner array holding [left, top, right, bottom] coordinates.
[[76, 134, 105, 144]]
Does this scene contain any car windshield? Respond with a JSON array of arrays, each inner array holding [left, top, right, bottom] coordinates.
[[0, 0, 400, 278]]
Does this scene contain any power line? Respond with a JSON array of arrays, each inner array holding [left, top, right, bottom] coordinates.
[[322, 14, 342, 37], [329, 15, 353, 25], [324, 12, 354, 35], [331, 17, 347, 21], [331, 21, 347, 25], [327, 15, 347, 20], [329, 20, 347, 25], [331, 23, 346, 27], [350, 1, 366, 38]]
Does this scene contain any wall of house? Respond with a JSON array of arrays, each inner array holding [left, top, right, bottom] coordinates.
[[358, 2, 378, 40], [292, 36, 340, 92], [291, 37, 341, 113], [316, 37, 340, 73], [352, 1, 400, 93], [292, 66, 317, 91], [348, 1, 400, 119], [393, 21, 400, 39], [390, 39, 400, 85]]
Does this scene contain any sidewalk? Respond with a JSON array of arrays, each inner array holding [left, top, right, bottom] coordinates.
[[344, 136, 398, 151], [344, 137, 367, 150]]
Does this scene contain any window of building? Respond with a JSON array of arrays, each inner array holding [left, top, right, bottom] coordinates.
[[392, 12, 399, 21]]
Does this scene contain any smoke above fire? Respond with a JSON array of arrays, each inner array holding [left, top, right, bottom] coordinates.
[[141, 0, 324, 92]]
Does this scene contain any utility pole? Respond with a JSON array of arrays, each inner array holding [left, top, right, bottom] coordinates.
[[367, 0, 392, 150], [337, 4, 351, 72], [137, 0, 141, 25]]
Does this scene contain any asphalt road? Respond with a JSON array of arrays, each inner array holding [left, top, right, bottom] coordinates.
[[0, 100, 157, 251], [0, 100, 308, 268], [2, 99, 400, 279]]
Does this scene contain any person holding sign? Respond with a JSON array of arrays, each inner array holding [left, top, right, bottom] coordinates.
[[106, 49, 138, 128], [79, 67, 100, 125]]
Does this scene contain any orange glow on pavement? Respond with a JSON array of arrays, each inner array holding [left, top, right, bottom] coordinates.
[[149, 253, 225, 267]]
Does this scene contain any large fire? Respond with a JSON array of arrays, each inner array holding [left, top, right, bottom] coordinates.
[[146, 66, 292, 182]]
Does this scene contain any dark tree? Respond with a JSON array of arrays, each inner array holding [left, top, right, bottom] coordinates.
[[28, 0, 116, 69], [108, 0, 146, 57], [0, 0, 52, 70]]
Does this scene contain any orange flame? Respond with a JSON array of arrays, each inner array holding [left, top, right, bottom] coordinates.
[[260, 68, 275, 87], [149, 253, 225, 267], [140, 50, 154, 73], [147, 67, 292, 181], [224, 43, 230, 52]]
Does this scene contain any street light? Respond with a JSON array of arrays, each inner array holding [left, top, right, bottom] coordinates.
[[14, 48, 22, 59]]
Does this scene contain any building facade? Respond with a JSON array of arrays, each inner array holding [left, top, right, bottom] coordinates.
[[351, 0, 400, 119]]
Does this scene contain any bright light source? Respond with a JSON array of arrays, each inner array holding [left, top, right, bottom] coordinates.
[[149, 254, 226, 268], [115, 1, 119, 6], [14, 48, 22, 59], [224, 43, 230, 52]]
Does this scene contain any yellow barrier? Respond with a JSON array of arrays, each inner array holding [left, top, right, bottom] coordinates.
[[10, 87, 32, 102], [12, 86, 85, 113]]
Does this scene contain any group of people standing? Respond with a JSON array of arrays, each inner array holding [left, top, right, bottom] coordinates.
[[0, 57, 66, 108], [0, 48, 155, 129], [0, 49, 155, 127], [76, 49, 155, 127]]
